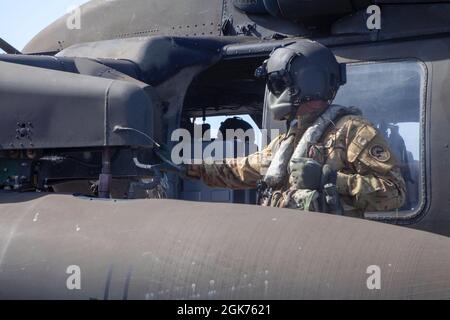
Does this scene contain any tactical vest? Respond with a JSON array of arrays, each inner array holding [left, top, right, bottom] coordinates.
[[258, 105, 361, 211]]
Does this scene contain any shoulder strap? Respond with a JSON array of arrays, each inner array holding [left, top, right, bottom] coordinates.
[[291, 105, 361, 160]]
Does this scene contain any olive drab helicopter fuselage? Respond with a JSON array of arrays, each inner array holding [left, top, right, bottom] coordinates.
[[0, 0, 450, 299]]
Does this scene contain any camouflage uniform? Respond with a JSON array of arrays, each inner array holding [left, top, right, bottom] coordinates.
[[186, 114, 406, 218]]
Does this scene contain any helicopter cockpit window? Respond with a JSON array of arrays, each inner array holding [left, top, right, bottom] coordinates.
[[333, 60, 426, 220], [263, 59, 426, 220]]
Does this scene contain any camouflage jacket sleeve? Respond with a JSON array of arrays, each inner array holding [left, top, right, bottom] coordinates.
[[335, 119, 407, 212], [185, 136, 282, 189]]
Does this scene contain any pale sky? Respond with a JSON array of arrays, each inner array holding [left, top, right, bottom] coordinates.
[[0, 0, 88, 52]]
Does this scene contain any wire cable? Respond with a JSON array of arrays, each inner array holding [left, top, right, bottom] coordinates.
[[113, 126, 161, 148]]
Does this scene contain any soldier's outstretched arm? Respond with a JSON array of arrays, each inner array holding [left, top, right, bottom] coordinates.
[[185, 137, 280, 190], [336, 122, 407, 212], [185, 155, 262, 189]]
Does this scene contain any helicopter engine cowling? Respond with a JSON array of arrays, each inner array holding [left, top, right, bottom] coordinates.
[[1, 194, 450, 299]]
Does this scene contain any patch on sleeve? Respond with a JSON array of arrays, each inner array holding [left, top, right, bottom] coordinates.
[[347, 124, 378, 163], [369, 145, 391, 162]]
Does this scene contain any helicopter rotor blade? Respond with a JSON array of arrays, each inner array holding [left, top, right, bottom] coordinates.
[[0, 38, 21, 54]]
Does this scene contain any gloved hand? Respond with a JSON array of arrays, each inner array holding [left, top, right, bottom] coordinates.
[[321, 164, 338, 187], [154, 162, 187, 175], [289, 158, 322, 190], [154, 144, 172, 162], [154, 148, 187, 176], [321, 164, 343, 215]]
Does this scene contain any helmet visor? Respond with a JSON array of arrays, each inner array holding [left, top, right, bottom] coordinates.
[[267, 72, 290, 97]]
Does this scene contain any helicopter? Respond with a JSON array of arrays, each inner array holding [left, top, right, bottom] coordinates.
[[1, 0, 450, 299]]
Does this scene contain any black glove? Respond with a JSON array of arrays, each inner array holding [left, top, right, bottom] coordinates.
[[289, 158, 322, 190], [154, 161, 187, 175], [321, 164, 343, 215], [154, 149, 187, 176], [321, 164, 338, 187]]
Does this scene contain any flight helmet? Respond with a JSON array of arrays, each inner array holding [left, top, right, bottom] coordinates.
[[256, 40, 347, 121]]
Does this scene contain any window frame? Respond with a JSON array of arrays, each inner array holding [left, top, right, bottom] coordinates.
[[262, 57, 429, 222], [336, 58, 429, 223]]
